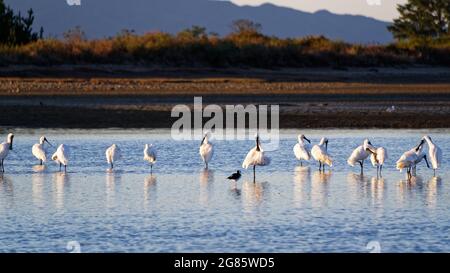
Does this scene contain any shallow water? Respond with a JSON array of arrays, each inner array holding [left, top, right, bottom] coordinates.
[[0, 129, 449, 253]]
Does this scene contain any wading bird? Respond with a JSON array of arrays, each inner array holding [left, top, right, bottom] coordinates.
[[32, 136, 52, 165], [199, 133, 214, 169], [347, 139, 375, 174], [0, 133, 14, 173], [423, 135, 442, 176], [396, 139, 428, 179], [242, 134, 271, 181], [105, 144, 121, 169], [311, 137, 332, 172], [143, 144, 157, 173], [52, 144, 69, 172], [293, 134, 311, 166], [227, 170, 241, 181], [369, 146, 387, 177]]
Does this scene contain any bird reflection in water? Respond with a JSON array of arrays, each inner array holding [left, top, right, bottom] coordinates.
[[242, 180, 268, 210], [369, 176, 385, 207], [199, 168, 214, 206], [105, 171, 121, 208], [426, 176, 442, 208], [53, 172, 69, 209], [229, 180, 241, 200], [144, 175, 157, 207], [32, 172, 46, 207], [0, 175, 14, 201], [311, 171, 331, 208], [293, 166, 311, 207], [32, 165, 46, 173], [397, 175, 424, 205], [347, 173, 371, 200]]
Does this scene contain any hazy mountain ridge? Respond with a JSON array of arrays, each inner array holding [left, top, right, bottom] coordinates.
[[5, 0, 392, 43]]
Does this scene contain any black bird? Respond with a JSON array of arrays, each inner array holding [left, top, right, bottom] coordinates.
[[227, 170, 241, 181]]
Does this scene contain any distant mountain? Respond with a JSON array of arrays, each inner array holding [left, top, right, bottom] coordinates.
[[5, 0, 393, 43]]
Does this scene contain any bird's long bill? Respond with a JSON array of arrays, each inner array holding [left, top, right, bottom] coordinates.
[[303, 136, 311, 143], [415, 139, 425, 151], [256, 136, 260, 151], [45, 138, 53, 147], [424, 155, 430, 169], [200, 136, 206, 147], [325, 140, 328, 151], [9, 137, 13, 150], [366, 147, 376, 155]]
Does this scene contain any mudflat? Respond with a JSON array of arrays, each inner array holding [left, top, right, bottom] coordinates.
[[1, 66, 450, 128]]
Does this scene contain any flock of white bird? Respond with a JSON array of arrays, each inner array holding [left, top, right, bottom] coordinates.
[[0, 132, 443, 181]]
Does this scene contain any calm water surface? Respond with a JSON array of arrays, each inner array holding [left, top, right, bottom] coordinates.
[[0, 129, 449, 252]]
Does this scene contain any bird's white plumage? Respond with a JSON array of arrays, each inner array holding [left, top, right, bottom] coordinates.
[[144, 144, 157, 165], [293, 135, 311, 161], [311, 138, 332, 167], [347, 139, 374, 167], [199, 134, 214, 167], [0, 143, 9, 162], [242, 136, 271, 169], [52, 144, 69, 167], [32, 136, 49, 163], [396, 147, 419, 171], [0, 133, 14, 168], [423, 136, 441, 170], [105, 144, 121, 165], [370, 147, 387, 167]]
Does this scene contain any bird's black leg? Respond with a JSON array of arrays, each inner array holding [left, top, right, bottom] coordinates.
[[151, 165, 153, 174], [253, 165, 256, 183], [359, 161, 364, 175], [300, 161, 302, 167], [59, 163, 62, 172], [0, 160, 3, 173], [319, 162, 322, 172], [111, 162, 114, 169], [64, 165, 67, 173], [40, 160, 42, 166]]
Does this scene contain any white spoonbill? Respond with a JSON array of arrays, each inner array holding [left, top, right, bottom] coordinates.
[[52, 144, 69, 172], [423, 135, 442, 176], [410, 141, 428, 176], [0, 133, 14, 173], [242, 134, 271, 181], [369, 146, 388, 176], [32, 136, 52, 165], [347, 139, 375, 174], [144, 144, 157, 173], [311, 137, 332, 172], [293, 134, 311, 166], [199, 133, 214, 169], [105, 144, 121, 169], [396, 140, 428, 179]]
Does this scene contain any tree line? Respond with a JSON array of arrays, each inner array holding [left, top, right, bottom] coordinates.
[[0, 0, 449, 66]]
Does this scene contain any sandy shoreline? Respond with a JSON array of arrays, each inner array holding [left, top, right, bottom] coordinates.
[[1, 66, 450, 129]]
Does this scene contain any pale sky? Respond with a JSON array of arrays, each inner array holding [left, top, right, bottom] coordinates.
[[230, 0, 408, 22]]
